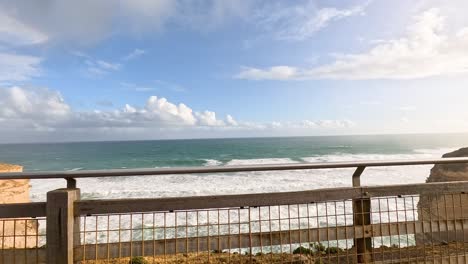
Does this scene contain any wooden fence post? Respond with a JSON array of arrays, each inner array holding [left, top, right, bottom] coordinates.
[[353, 195, 372, 263], [352, 166, 372, 263], [46, 188, 80, 264]]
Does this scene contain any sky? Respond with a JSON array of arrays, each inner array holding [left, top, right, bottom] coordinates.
[[1, 0, 468, 143]]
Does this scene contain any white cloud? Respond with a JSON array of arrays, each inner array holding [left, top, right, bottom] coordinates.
[[0, 53, 42, 82], [236, 66, 298, 80], [299, 120, 317, 128], [0, 87, 69, 118], [0, 10, 48, 45], [254, 1, 369, 41], [145, 96, 197, 126], [123, 104, 136, 113], [0, 1, 366, 46], [0, 1, 253, 45], [0, 87, 69, 130], [195, 111, 225, 126], [0, 87, 221, 130], [120, 82, 156, 92], [0, 0, 374, 61], [123, 49, 146, 61], [237, 8, 468, 80], [96, 60, 121, 71], [0, 0, 115, 45], [315, 120, 355, 128], [82, 58, 121, 76], [226, 114, 238, 126], [0, 87, 355, 140], [119, 0, 178, 32]]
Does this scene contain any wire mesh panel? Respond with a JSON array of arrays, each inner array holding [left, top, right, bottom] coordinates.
[[75, 200, 359, 263], [369, 193, 468, 263], [0, 217, 46, 264], [74, 191, 468, 263]]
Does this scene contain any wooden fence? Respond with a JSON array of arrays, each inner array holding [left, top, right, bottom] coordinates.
[[2, 158, 468, 263]]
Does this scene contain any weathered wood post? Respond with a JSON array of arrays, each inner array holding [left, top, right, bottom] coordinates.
[[46, 187, 80, 264], [352, 166, 372, 263]]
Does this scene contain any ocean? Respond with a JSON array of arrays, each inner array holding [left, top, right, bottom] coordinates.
[[1, 133, 468, 202], [2, 133, 468, 249]]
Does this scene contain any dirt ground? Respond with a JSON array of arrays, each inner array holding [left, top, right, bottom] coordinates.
[[77, 242, 468, 264]]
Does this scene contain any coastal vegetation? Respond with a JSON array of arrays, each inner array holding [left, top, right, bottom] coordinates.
[[75, 241, 468, 263]]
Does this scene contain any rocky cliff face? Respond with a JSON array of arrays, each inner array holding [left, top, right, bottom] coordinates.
[[417, 148, 468, 245], [0, 163, 38, 249], [426, 147, 468, 182]]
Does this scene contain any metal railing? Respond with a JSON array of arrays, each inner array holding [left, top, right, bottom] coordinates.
[[1, 157, 468, 263]]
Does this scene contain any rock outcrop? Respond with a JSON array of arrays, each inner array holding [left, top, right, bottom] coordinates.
[[426, 147, 468, 183], [416, 148, 468, 245], [0, 163, 38, 249]]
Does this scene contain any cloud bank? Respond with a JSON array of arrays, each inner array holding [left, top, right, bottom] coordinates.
[[237, 8, 468, 80], [0, 87, 354, 141]]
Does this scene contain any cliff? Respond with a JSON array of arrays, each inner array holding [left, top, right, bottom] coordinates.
[[417, 148, 468, 245], [426, 147, 468, 182], [0, 163, 38, 249]]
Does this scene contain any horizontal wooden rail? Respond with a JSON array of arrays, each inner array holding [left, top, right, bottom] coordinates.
[[1, 157, 468, 180], [76, 181, 468, 216], [0, 202, 46, 218], [1, 181, 467, 219], [0, 248, 46, 264]]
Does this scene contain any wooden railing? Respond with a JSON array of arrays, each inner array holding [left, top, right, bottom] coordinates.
[[2, 157, 468, 263]]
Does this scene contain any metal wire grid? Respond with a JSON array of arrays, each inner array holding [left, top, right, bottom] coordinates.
[[76, 193, 468, 263], [0, 217, 46, 264], [0, 194, 467, 263], [75, 199, 357, 263], [370, 193, 468, 263]]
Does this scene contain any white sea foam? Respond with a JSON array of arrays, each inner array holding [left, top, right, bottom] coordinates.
[[203, 159, 223, 166], [30, 148, 451, 201], [226, 158, 298, 165], [66, 167, 83, 171]]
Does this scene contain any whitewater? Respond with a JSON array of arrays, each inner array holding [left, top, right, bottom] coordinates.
[[29, 147, 454, 201]]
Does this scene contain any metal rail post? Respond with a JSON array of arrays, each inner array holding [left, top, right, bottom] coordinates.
[[352, 166, 372, 263]]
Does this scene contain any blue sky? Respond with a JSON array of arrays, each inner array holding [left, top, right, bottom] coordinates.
[[1, 0, 468, 142]]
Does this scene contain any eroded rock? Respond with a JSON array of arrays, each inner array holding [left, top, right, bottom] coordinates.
[[0, 163, 39, 249], [417, 148, 468, 245]]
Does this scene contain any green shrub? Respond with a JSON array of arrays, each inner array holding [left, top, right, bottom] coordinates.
[[129, 256, 148, 264], [293, 246, 313, 255], [325, 246, 343, 254], [311, 243, 326, 253]]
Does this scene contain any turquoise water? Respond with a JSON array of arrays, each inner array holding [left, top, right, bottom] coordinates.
[[1, 133, 468, 201], [1, 133, 468, 172]]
